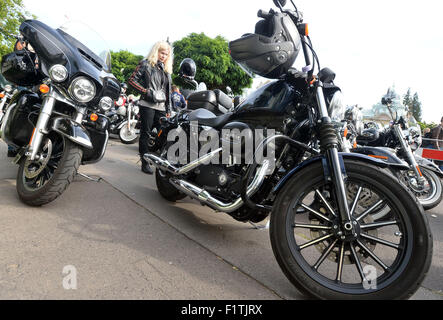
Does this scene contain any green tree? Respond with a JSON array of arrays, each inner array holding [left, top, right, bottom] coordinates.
[[110, 50, 143, 95], [411, 92, 422, 122], [403, 88, 412, 109], [0, 0, 32, 58], [172, 33, 252, 95], [403, 88, 422, 122]]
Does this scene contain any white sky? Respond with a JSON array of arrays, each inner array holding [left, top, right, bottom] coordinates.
[[22, 0, 443, 123]]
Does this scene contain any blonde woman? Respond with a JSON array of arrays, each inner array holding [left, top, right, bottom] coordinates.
[[129, 41, 173, 174]]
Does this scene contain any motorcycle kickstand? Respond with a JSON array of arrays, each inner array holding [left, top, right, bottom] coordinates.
[[249, 219, 270, 230], [77, 172, 102, 182]]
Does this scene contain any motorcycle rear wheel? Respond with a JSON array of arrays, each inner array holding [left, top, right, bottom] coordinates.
[[270, 159, 432, 299]]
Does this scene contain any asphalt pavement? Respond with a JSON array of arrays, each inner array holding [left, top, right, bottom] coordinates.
[[0, 139, 442, 300]]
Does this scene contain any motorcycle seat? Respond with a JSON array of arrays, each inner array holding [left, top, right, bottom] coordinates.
[[188, 108, 233, 129], [213, 89, 233, 110]]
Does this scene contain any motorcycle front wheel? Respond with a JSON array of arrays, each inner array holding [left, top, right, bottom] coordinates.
[[270, 159, 432, 299], [16, 133, 83, 206], [119, 121, 139, 144], [403, 167, 442, 211]]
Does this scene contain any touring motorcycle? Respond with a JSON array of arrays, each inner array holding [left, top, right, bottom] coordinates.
[[352, 96, 443, 211], [144, 0, 432, 299], [0, 20, 120, 206]]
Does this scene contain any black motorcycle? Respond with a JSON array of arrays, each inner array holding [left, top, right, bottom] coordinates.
[[144, 0, 432, 299], [0, 20, 120, 206], [353, 96, 443, 211]]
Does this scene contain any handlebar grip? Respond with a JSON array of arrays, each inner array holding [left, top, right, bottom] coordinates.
[[257, 9, 270, 19]]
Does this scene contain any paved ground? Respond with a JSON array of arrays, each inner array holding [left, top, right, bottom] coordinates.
[[0, 139, 442, 300]]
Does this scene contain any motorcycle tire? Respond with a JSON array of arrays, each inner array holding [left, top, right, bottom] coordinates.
[[16, 133, 83, 206], [416, 167, 442, 211], [155, 169, 186, 202], [119, 122, 139, 145], [270, 159, 432, 300]]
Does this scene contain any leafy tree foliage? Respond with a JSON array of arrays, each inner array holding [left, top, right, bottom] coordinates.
[[403, 88, 422, 122], [110, 50, 144, 95], [172, 33, 252, 95], [0, 0, 32, 58]]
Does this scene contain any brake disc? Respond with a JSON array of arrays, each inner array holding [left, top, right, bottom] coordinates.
[[24, 138, 53, 179]]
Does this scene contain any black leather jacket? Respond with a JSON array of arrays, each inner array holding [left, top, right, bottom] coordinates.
[[128, 59, 171, 113]]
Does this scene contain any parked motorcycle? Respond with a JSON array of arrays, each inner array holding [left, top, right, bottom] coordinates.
[[118, 98, 140, 144], [354, 96, 443, 210], [0, 20, 120, 206], [144, 0, 432, 299], [0, 83, 15, 123], [178, 58, 236, 115], [107, 91, 140, 144]]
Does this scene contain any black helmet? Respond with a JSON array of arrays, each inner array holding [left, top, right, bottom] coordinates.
[[178, 58, 197, 80], [121, 83, 128, 89], [229, 9, 301, 79]]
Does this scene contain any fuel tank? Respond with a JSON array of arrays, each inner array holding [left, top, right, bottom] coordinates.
[[231, 80, 299, 130]]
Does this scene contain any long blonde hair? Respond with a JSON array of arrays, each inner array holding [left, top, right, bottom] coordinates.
[[146, 41, 173, 74]]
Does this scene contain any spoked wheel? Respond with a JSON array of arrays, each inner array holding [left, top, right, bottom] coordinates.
[[16, 132, 83, 206], [399, 167, 442, 211], [119, 121, 139, 144], [270, 160, 432, 300]]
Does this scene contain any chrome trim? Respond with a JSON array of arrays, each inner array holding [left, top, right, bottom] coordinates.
[[0, 103, 17, 139], [82, 130, 109, 165], [29, 95, 56, 160], [144, 147, 223, 175], [168, 160, 270, 213]]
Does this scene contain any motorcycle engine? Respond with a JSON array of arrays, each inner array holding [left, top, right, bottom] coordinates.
[[194, 165, 242, 201]]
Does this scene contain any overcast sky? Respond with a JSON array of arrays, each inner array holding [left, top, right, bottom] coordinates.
[[22, 0, 443, 123]]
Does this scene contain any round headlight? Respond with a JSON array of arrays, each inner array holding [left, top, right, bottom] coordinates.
[[49, 64, 68, 82], [329, 91, 346, 122], [99, 96, 113, 111], [4, 84, 13, 93], [69, 77, 96, 103], [132, 105, 139, 115]]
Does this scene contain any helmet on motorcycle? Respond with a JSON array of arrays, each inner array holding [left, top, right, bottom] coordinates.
[[178, 58, 197, 80], [229, 10, 301, 79]]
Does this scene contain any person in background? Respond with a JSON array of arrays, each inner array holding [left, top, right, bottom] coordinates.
[[431, 117, 443, 150], [430, 116, 443, 170], [128, 41, 173, 174], [171, 85, 186, 112], [422, 127, 433, 149]]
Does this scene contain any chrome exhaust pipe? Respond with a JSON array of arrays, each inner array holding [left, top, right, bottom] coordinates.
[[168, 160, 271, 213], [144, 147, 222, 175]]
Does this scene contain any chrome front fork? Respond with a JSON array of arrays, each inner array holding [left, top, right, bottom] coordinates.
[[316, 85, 354, 233], [28, 95, 56, 160], [0, 94, 9, 122], [393, 124, 424, 181], [28, 88, 85, 161]]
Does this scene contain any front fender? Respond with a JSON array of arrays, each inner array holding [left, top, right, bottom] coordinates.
[[273, 152, 397, 194], [50, 117, 93, 149], [415, 154, 443, 177], [352, 146, 409, 169]]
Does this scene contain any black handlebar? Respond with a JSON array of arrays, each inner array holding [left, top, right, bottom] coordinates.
[[257, 9, 271, 19]]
